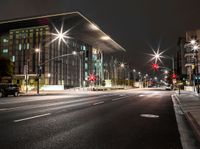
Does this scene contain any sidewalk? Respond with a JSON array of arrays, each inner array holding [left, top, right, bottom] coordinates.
[[20, 88, 100, 96], [19, 86, 135, 96], [174, 90, 200, 143]]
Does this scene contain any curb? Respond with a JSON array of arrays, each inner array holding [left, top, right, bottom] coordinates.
[[185, 112, 200, 143], [174, 94, 200, 143]]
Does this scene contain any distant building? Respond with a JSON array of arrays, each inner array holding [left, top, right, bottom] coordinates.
[[0, 12, 125, 90], [176, 37, 187, 80], [176, 30, 200, 85]]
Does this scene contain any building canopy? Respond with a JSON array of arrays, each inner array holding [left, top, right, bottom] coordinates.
[[0, 11, 125, 53]]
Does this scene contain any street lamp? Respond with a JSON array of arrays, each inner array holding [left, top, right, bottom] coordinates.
[[120, 63, 125, 68], [164, 70, 169, 74], [120, 63, 125, 87], [149, 49, 164, 64], [47, 73, 51, 78]]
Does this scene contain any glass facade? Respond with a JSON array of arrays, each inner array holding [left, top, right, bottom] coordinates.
[[0, 24, 98, 89], [0, 13, 122, 90]]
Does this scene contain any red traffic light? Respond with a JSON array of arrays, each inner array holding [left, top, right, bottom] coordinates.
[[152, 63, 158, 71], [172, 74, 177, 79], [88, 74, 96, 81]]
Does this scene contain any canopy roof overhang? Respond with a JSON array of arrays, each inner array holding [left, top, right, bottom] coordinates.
[[0, 11, 125, 53]]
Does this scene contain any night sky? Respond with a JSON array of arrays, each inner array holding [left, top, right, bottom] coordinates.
[[1, 0, 200, 73]]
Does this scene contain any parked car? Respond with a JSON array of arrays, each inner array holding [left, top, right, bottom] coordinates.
[[165, 84, 172, 90], [0, 84, 20, 97]]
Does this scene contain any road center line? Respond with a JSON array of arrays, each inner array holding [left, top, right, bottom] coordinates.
[[13, 113, 51, 123], [92, 101, 104, 106]]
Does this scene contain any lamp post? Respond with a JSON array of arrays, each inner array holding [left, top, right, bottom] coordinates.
[[133, 69, 136, 87], [73, 51, 84, 89], [193, 45, 200, 93], [35, 51, 78, 95], [35, 48, 41, 95], [120, 63, 125, 87], [145, 74, 148, 87], [138, 72, 142, 88]]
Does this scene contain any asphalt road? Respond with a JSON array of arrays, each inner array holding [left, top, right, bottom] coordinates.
[[0, 89, 182, 149]]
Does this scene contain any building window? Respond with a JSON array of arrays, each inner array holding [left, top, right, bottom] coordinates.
[[83, 45, 86, 51], [3, 49, 8, 53], [30, 32, 33, 37], [85, 72, 88, 80], [19, 44, 22, 50], [85, 63, 88, 69], [3, 38, 8, 43], [27, 43, 30, 49], [12, 56, 15, 62]]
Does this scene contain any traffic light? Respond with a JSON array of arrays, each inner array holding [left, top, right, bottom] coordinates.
[[152, 63, 158, 71], [88, 74, 96, 81], [172, 73, 177, 79]]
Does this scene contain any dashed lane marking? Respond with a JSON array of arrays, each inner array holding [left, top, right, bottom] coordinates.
[[140, 114, 160, 118], [92, 101, 105, 106], [13, 113, 51, 123]]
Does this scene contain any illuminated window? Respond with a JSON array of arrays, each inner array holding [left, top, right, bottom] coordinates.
[[27, 43, 30, 49], [83, 46, 86, 51], [85, 63, 88, 69], [85, 72, 88, 79], [12, 56, 15, 62], [3, 49, 8, 53], [19, 44, 22, 50], [3, 39, 8, 43]]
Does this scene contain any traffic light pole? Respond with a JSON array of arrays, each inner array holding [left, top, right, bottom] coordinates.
[[196, 51, 200, 93], [37, 66, 40, 95], [37, 50, 41, 95], [36, 52, 81, 95]]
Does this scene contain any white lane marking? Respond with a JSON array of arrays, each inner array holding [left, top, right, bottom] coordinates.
[[111, 95, 133, 101], [13, 113, 51, 123], [140, 114, 159, 118], [112, 97, 124, 101], [112, 98, 120, 101], [139, 95, 145, 97], [0, 97, 101, 112], [92, 101, 105, 106]]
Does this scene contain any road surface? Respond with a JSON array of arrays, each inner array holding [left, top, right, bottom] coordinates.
[[0, 88, 182, 149]]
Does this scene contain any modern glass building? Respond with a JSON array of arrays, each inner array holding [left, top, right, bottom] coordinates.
[[0, 12, 125, 90]]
